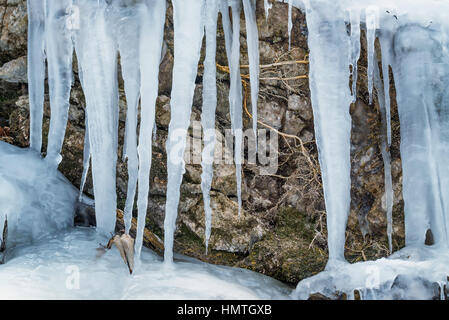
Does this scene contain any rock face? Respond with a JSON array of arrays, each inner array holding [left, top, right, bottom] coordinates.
[[0, 0, 405, 286]]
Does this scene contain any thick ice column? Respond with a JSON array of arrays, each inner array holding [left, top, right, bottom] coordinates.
[[115, 2, 143, 235], [303, 0, 352, 264], [74, 0, 119, 235], [392, 25, 449, 247], [134, 0, 166, 260], [27, 0, 46, 153], [163, 0, 205, 263], [201, 0, 219, 252], [243, 0, 260, 146], [45, 0, 74, 166]]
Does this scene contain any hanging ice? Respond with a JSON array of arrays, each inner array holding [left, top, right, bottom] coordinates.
[[227, 1, 244, 216], [365, 6, 378, 105], [45, 0, 75, 167], [135, 0, 166, 260], [243, 0, 260, 145], [349, 8, 360, 102], [373, 52, 394, 253], [118, 2, 143, 236], [73, 0, 119, 235], [163, 0, 205, 264], [302, 0, 353, 265], [264, 0, 272, 20], [201, 0, 219, 252], [287, 0, 293, 50], [27, 0, 46, 153]]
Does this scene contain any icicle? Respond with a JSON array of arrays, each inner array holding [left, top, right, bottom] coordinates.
[[379, 34, 393, 146], [45, 0, 74, 167], [365, 6, 378, 105], [27, 0, 46, 154], [349, 8, 361, 102], [288, 0, 293, 50], [134, 0, 166, 260], [392, 24, 449, 247], [220, 1, 233, 57], [152, 120, 157, 143], [201, 0, 219, 253], [229, 1, 244, 217], [303, 0, 352, 266], [73, 0, 119, 235], [116, 3, 143, 235], [163, 0, 205, 264], [264, 0, 272, 21], [243, 0, 260, 149], [373, 51, 394, 253], [79, 113, 90, 201]]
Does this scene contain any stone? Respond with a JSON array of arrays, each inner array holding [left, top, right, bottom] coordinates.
[[288, 94, 313, 120], [0, 56, 26, 83]]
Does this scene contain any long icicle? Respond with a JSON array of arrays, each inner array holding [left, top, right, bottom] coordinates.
[[163, 0, 206, 264], [379, 33, 393, 146], [27, 0, 46, 154], [373, 51, 394, 253], [227, 0, 243, 217], [201, 0, 219, 253], [117, 4, 142, 235], [349, 7, 361, 102], [243, 0, 260, 149], [288, 0, 293, 50], [134, 0, 167, 260], [365, 6, 378, 105], [74, 0, 119, 235], [79, 112, 90, 201], [45, 0, 74, 168]]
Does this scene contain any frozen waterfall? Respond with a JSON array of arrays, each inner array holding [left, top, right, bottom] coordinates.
[[23, 0, 449, 299]]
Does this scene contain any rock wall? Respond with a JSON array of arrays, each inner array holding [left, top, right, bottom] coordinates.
[[0, 0, 405, 286]]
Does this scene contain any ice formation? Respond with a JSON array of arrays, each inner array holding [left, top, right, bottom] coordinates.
[[19, 0, 449, 299], [0, 142, 77, 248], [284, 0, 449, 299]]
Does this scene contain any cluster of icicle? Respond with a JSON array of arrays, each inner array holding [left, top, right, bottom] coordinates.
[[28, 0, 449, 281], [27, 0, 260, 264], [288, 0, 449, 268]]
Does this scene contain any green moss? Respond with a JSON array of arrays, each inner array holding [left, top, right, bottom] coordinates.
[[275, 207, 316, 242]]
